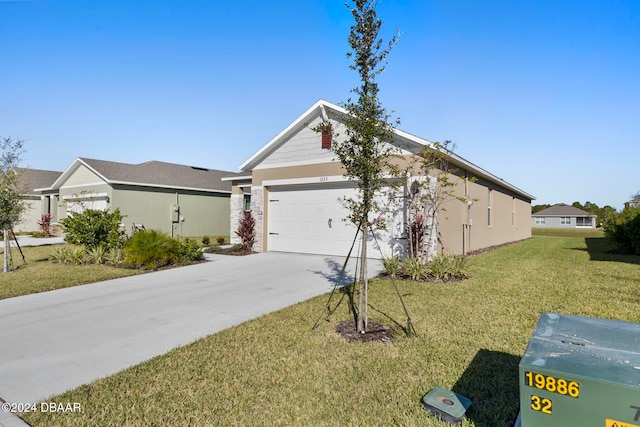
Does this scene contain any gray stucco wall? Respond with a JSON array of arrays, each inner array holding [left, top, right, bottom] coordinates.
[[112, 185, 231, 238], [531, 215, 596, 228]]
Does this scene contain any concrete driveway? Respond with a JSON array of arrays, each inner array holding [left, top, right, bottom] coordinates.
[[0, 252, 380, 409]]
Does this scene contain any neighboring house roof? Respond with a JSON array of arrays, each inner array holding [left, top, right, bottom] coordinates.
[[16, 168, 63, 195], [240, 99, 535, 201], [40, 158, 244, 194], [534, 204, 595, 217]]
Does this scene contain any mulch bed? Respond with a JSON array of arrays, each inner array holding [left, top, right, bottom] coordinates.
[[335, 319, 395, 343]]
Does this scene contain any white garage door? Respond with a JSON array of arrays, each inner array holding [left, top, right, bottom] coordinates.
[[267, 183, 405, 258]]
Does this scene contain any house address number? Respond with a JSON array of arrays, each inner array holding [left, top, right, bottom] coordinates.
[[524, 371, 580, 398], [319, 177, 328, 182]]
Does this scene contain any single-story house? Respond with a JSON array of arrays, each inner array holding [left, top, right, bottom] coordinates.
[[531, 204, 597, 228], [36, 158, 244, 238], [225, 99, 535, 258], [625, 198, 640, 210], [14, 168, 63, 233]]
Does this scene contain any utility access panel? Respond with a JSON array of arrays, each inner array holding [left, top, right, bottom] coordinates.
[[519, 312, 640, 427]]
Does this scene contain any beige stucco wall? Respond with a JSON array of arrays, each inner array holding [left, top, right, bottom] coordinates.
[[435, 174, 532, 255], [247, 155, 531, 256], [14, 197, 41, 233]]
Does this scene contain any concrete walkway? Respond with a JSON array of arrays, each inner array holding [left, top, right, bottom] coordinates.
[[0, 251, 379, 426], [10, 236, 65, 247]]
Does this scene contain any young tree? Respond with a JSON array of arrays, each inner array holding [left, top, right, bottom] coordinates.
[[0, 137, 26, 272], [405, 141, 474, 260], [330, 0, 400, 333]]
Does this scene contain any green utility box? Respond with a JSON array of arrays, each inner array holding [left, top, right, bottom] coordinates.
[[519, 312, 640, 427]]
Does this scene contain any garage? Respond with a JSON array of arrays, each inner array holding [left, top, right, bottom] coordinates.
[[63, 193, 109, 214], [266, 183, 405, 258]]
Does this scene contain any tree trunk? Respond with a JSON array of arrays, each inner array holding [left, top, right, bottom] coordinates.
[[357, 220, 368, 333], [3, 229, 9, 273]]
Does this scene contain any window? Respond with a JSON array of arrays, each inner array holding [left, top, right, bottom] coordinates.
[[560, 217, 571, 225], [576, 217, 592, 227], [535, 217, 545, 225]]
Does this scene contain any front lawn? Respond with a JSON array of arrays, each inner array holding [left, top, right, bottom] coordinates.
[[0, 245, 143, 300], [22, 234, 640, 426]]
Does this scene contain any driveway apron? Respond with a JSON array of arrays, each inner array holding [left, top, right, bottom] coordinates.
[[0, 252, 381, 406]]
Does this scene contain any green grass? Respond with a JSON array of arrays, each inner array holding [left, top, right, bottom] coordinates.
[[20, 235, 640, 426], [532, 227, 605, 238], [0, 245, 143, 300]]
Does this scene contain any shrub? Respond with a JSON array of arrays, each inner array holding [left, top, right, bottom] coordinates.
[[235, 211, 255, 252], [381, 253, 468, 282], [428, 254, 468, 282], [87, 245, 107, 264], [123, 230, 203, 270], [50, 246, 69, 263], [401, 257, 428, 281], [51, 246, 87, 265], [381, 256, 401, 278], [106, 247, 124, 266], [176, 238, 204, 264], [202, 236, 211, 246], [37, 213, 53, 238], [216, 236, 226, 245], [603, 208, 640, 255], [60, 208, 126, 250], [204, 243, 245, 254]]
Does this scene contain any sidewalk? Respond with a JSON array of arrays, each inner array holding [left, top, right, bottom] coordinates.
[[10, 235, 65, 247]]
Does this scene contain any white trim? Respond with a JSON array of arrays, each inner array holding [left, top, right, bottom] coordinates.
[[240, 99, 344, 171], [59, 180, 232, 195], [60, 182, 108, 190], [62, 192, 108, 201], [262, 175, 349, 187], [221, 175, 252, 182], [108, 180, 232, 194], [254, 157, 339, 170]]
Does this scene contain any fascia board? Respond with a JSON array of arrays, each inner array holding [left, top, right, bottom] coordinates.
[[221, 175, 252, 182], [393, 129, 535, 201], [46, 158, 111, 190], [109, 180, 232, 195]]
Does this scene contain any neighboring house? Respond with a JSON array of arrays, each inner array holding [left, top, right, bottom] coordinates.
[[36, 158, 243, 238], [625, 199, 640, 210], [531, 204, 597, 228], [225, 99, 534, 258], [14, 168, 63, 233]]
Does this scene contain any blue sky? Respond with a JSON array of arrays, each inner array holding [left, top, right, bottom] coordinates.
[[2, 0, 638, 210]]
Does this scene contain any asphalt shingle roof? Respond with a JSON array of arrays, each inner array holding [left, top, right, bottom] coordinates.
[[16, 168, 63, 195], [79, 158, 242, 193], [534, 204, 594, 217]]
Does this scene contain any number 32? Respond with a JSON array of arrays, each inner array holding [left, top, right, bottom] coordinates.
[[531, 395, 552, 414]]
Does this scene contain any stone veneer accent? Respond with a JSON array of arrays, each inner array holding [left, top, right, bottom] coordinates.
[[250, 186, 264, 252], [229, 193, 244, 244]]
